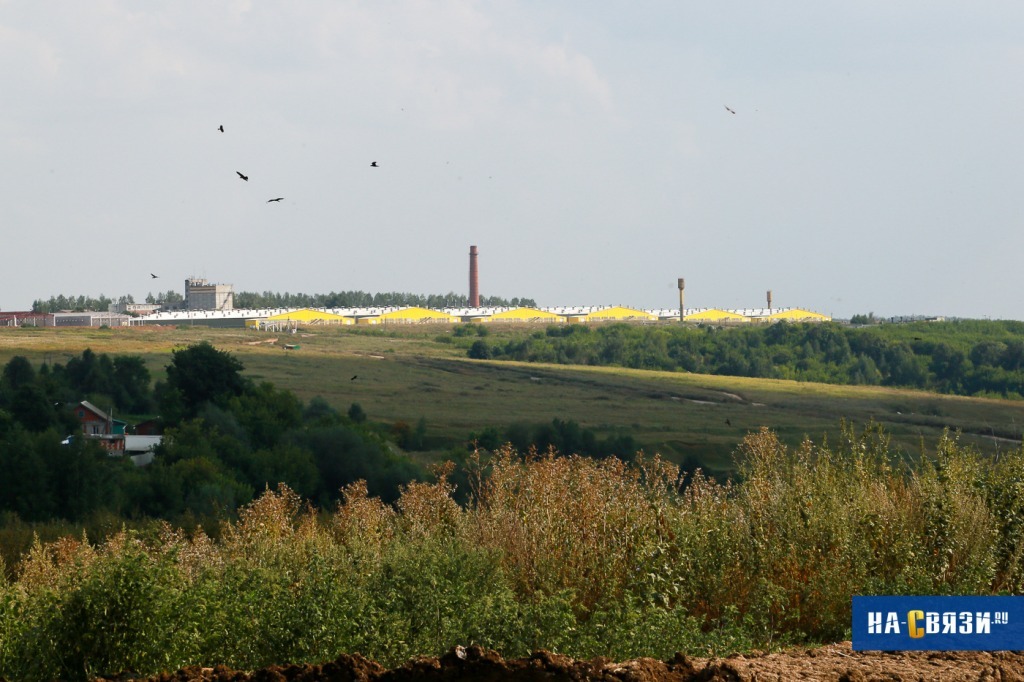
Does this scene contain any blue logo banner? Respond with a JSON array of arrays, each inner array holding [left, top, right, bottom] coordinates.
[[852, 596, 1024, 651]]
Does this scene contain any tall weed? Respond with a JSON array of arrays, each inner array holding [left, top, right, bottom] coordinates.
[[1, 428, 1023, 680]]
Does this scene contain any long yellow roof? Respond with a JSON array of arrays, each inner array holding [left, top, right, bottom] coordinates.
[[584, 306, 658, 321], [264, 308, 350, 322], [684, 308, 749, 321], [377, 306, 460, 322], [491, 307, 565, 321]]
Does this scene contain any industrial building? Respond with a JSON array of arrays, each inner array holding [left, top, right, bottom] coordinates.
[[185, 277, 234, 311], [51, 312, 133, 327], [489, 307, 564, 323], [2, 252, 831, 328], [581, 306, 658, 323], [109, 302, 162, 316], [375, 307, 460, 325], [681, 308, 751, 323], [148, 304, 830, 328], [246, 308, 354, 330], [0, 311, 48, 327], [0, 303, 832, 329]]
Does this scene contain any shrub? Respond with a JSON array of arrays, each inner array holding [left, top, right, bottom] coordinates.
[[1, 428, 1021, 678]]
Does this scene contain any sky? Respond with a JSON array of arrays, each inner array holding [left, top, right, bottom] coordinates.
[[2, 2, 1023, 320]]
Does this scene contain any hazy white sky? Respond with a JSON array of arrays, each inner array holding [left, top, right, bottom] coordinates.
[[2, 2, 1023, 319]]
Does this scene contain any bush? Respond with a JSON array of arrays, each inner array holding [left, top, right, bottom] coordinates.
[[1, 429, 1020, 678], [468, 340, 491, 359]]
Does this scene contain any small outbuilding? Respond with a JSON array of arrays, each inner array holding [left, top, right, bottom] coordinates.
[[71, 401, 128, 436]]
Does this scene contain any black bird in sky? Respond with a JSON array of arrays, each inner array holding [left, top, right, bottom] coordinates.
[[350, 375, 358, 381], [218, 125, 224, 132], [267, 197, 284, 203], [724, 105, 736, 114], [236, 171, 248, 181], [370, 161, 378, 167], [150, 273, 159, 279]]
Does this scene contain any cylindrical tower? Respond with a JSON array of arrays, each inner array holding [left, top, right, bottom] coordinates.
[[677, 278, 685, 321], [767, 289, 773, 312], [469, 245, 480, 307]]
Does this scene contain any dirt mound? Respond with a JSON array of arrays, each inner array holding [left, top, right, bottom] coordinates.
[[93, 642, 1024, 681]]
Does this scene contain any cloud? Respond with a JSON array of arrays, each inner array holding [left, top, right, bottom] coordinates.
[[298, 2, 614, 129], [534, 43, 612, 110], [0, 22, 61, 84], [1, 2, 613, 132]]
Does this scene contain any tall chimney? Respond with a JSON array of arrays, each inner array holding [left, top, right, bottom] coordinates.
[[766, 289, 773, 312], [677, 278, 685, 321], [469, 245, 480, 307]]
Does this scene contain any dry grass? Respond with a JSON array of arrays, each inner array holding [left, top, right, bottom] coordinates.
[[4, 430, 1024, 679]]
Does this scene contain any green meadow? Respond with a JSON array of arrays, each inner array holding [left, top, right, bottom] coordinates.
[[2, 322, 1021, 477], [5, 322, 1024, 679]]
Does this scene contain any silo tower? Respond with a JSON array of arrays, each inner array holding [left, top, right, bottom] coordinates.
[[678, 278, 685, 321]]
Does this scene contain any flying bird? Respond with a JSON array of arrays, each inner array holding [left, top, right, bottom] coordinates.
[[150, 273, 159, 279], [370, 161, 378, 167], [217, 125, 224, 132], [267, 197, 284, 203], [725, 418, 732, 426], [236, 171, 248, 181], [724, 105, 736, 114]]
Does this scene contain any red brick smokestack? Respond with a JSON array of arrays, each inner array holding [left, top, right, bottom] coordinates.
[[469, 245, 480, 307]]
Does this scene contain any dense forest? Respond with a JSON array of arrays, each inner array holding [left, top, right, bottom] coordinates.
[[30, 290, 537, 312], [468, 320, 1024, 399]]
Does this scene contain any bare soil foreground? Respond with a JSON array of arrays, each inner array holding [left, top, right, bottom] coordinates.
[[90, 643, 1024, 682]]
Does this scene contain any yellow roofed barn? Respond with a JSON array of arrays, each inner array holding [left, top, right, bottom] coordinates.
[[246, 308, 353, 329], [490, 307, 566, 323], [378, 307, 459, 324], [684, 308, 750, 323], [764, 308, 831, 322], [584, 306, 657, 322]]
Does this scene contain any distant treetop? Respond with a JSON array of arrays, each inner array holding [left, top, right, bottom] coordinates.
[[231, 290, 535, 309], [32, 290, 535, 312]]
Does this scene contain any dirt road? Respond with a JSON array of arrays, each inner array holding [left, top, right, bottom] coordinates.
[[93, 642, 1024, 681]]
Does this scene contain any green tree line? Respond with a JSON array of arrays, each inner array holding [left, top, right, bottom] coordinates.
[[30, 290, 536, 312], [31, 294, 122, 313], [0, 345, 423, 525], [0, 346, 649, 531], [468, 320, 1024, 398], [470, 418, 638, 462], [144, 290, 184, 306], [232, 290, 536, 309]]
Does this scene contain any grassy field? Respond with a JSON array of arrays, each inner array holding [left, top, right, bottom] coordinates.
[[2, 323, 1023, 475]]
